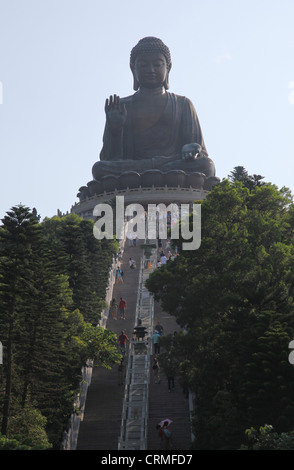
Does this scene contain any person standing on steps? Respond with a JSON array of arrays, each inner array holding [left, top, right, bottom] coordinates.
[[160, 253, 167, 265], [152, 356, 160, 384], [156, 424, 165, 450], [162, 421, 172, 449], [152, 330, 161, 354], [116, 266, 124, 284], [129, 257, 136, 269], [109, 298, 118, 320], [166, 357, 176, 392], [118, 297, 127, 319], [154, 320, 163, 336], [118, 330, 129, 357], [118, 248, 123, 261]]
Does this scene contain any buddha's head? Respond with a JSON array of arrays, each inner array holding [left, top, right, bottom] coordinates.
[[130, 37, 172, 91]]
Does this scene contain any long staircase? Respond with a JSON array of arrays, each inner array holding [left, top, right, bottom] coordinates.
[[75, 237, 192, 451]]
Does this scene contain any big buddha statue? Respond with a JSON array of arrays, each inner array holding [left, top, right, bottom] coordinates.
[[78, 37, 218, 201]]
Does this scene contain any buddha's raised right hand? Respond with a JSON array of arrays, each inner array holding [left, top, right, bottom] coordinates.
[[105, 94, 127, 133]]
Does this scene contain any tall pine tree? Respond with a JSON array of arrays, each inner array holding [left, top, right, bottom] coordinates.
[[0, 205, 43, 435]]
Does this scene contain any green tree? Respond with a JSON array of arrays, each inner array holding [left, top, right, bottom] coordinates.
[[242, 424, 294, 450], [42, 214, 118, 324], [0, 205, 43, 435], [0, 205, 77, 446], [146, 179, 294, 449], [0, 206, 120, 448], [229, 165, 266, 190], [6, 405, 51, 449]]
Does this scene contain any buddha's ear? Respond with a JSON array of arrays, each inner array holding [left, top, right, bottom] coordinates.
[[163, 74, 169, 90], [130, 65, 139, 91], [133, 76, 140, 91], [164, 63, 172, 90]]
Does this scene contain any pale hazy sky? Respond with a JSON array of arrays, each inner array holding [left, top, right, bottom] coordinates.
[[1, 0, 294, 220]]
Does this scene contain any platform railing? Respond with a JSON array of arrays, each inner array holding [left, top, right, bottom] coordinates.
[[118, 245, 157, 450]]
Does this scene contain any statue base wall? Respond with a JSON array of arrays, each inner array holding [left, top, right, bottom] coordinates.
[[71, 185, 213, 220]]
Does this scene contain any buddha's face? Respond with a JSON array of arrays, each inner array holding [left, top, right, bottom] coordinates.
[[133, 52, 169, 89]]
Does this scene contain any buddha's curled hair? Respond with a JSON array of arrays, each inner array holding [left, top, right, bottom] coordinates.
[[130, 36, 172, 70]]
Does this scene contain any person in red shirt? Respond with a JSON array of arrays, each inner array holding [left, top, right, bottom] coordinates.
[[156, 422, 172, 449], [156, 424, 165, 449], [118, 330, 129, 356], [119, 297, 127, 319]]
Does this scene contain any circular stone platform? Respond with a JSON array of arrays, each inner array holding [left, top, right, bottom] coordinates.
[[71, 185, 213, 220]]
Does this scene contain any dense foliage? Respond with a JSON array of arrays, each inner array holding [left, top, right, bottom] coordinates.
[[146, 176, 294, 449], [0, 206, 120, 448], [241, 424, 294, 450]]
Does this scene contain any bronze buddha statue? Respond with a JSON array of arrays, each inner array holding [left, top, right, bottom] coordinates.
[[78, 37, 218, 200]]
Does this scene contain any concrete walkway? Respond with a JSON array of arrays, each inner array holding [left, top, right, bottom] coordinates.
[[76, 239, 192, 451]]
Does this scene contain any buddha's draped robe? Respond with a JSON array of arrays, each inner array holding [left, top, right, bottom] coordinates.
[[92, 92, 213, 180]]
